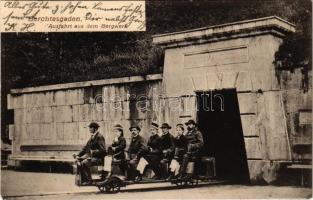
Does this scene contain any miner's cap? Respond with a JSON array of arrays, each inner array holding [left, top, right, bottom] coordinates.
[[129, 126, 141, 132], [161, 123, 172, 129], [151, 122, 159, 129], [88, 122, 100, 128], [185, 120, 196, 125], [113, 124, 123, 131]]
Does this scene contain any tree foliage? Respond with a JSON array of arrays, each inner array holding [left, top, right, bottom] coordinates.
[[1, 0, 311, 89]]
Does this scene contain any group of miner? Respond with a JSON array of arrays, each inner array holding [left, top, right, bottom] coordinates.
[[74, 119, 204, 185]]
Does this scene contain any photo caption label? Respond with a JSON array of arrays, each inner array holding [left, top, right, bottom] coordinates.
[[0, 1, 146, 32]]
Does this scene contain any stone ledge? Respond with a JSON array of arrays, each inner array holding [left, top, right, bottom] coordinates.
[[10, 74, 163, 94], [152, 16, 295, 48], [20, 145, 84, 151]]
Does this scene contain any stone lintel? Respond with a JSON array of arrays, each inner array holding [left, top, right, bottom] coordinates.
[[152, 16, 296, 48]]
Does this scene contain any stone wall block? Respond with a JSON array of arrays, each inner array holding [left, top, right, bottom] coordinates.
[[52, 106, 73, 123], [238, 93, 257, 114], [241, 115, 258, 136], [244, 137, 262, 159]]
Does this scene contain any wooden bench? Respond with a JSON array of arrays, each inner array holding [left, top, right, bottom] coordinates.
[[9, 145, 83, 172], [20, 145, 83, 151]]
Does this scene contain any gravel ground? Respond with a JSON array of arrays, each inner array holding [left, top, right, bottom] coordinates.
[[1, 169, 312, 199]]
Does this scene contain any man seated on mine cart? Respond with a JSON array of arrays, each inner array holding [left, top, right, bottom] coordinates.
[[136, 122, 163, 180], [127, 125, 147, 181], [178, 120, 204, 179], [168, 123, 188, 179], [74, 122, 107, 185], [159, 123, 175, 179], [109, 124, 127, 175]]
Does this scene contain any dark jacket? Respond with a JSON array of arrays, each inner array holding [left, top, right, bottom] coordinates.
[[173, 135, 188, 159], [78, 132, 106, 159], [185, 128, 204, 151], [128, 135, 147, 158], [160, 133, 175, 153], [112, 136, 126, 160], [173, 135, 188, 149], [147, 134, 161, 155]]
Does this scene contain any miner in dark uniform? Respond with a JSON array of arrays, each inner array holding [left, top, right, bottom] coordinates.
[[159, 123, 175, 179], [127, 125, 147, 180], [179, 120, 204, 178], [173, 123, 188, 159], [136, 122, 162, 180], [168, 123, 188, 179], [110, 124, 127, 175], [74, 122, 106, 185]]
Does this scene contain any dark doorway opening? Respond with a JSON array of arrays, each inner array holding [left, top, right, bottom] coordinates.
[[196, 89, 250, 184]]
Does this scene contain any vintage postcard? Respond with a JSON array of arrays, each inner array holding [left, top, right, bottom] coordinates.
[[0, 0, 312, 199]]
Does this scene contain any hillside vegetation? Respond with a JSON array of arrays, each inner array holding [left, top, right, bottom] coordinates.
[[1, 0, 311, 89]]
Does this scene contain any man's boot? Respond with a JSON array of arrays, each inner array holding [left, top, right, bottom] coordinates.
[[160, 161, 168, 179], [100, 171, 109, 179], [166, 171, 174, 180], [185, 162, 195, 179], [135, 171, 142, 182]]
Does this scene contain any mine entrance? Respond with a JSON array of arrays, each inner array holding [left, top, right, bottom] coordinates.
[[196, 89, 250, 183]]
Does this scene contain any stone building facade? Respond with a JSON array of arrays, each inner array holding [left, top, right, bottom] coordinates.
[[7, 16, 311, 182]]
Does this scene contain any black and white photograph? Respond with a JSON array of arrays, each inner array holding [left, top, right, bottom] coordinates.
[[0, 0, 312, 199]]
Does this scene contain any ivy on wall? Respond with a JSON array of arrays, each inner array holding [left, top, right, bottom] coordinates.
[[273, 0, 311, 92]]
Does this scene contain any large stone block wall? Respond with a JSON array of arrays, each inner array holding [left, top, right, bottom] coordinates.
[[7, 76, 206, 160], [7, 80, 169, 158]]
